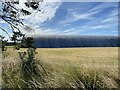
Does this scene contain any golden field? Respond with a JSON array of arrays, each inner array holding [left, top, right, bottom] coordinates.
[[2, 47, 119, 89]]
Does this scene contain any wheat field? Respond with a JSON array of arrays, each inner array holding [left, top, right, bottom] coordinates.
[[2, 47, 119, 89]]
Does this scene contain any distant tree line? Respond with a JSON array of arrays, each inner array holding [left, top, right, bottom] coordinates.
[[3, 37, 35, 48]]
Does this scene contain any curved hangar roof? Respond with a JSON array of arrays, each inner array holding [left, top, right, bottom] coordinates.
[[34, 35, 120, 48]]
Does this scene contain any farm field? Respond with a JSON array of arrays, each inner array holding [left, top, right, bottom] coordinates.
[[2, 47, 119, 89]]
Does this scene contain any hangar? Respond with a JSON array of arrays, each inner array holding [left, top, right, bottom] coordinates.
[[34, 35, 120, 48]]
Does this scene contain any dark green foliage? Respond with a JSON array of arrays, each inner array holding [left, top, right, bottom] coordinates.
[[25, 2, 40, 10], [18, 35, 39, 87], [0, 35, 7, 51], [24, 37, 35, 48], [0, 1, 41, 47], [11, 31, 25, 50], [0, 1, 43, 89], [20, 37, 36, 48], [18, 48, 41, 87], [2, 40, 7, 51]]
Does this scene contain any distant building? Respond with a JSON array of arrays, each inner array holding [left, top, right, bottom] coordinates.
[[34, 35, 120, 48]]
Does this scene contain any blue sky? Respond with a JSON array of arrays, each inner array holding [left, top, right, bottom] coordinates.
[[40, 2, 118, 36], [0, 2, 118, 39]]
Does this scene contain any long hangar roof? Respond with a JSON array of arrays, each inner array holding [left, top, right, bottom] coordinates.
[[34, 35, 120, 48]]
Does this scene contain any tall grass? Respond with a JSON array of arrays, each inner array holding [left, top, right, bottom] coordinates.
[[2, 47, 119, 89]]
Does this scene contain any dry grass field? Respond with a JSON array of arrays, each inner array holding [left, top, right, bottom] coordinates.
[[2, 47, 119, 89]]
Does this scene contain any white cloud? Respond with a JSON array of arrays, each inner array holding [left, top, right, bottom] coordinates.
[[63, 28, 74, 33], [59, 2, 117, 26], [91, 25, 109, 29], [0, 1, 118, 36], [63, 31, 78, 35], [89, 2, 117, 12], [22, 2, 61, 26], [101, 17, 117, 23], [0, 1, 61, 36], [0, 20, 5, 24], [62, 24, 71, 27], [60, 2, 118, 25], [22, 26, 60, 37], [100, 8, 118, 24], [111, 30, 117, 33], [54, 2, 117, 35], [15, 1, 61, 35], [73, 9, 101, 19], [59, 9, 101, 24], [109, 9, 118, 17]]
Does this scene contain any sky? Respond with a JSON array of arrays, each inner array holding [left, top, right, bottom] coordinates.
[[0, 1, 118, 40]]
